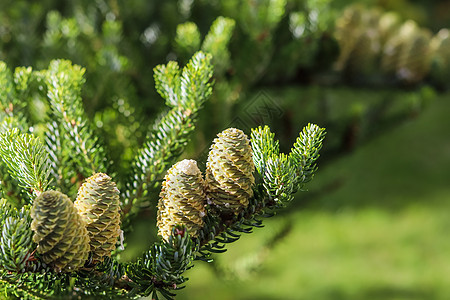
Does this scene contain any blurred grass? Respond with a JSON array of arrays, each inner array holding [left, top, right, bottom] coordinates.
[[178, 92, 450, 300]]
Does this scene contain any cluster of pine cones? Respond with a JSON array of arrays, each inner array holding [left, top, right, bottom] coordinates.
[[334, 4, 450, 85], [30, 173, 121, 272], [157, 128, 255, 242], [30, 127, 254, 269]]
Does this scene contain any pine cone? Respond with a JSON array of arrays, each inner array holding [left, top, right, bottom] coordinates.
[[430, 29, 450, 87], [205, 128, 255, 213], [396, 27, 432, 83], [157, 159, 206, 241], [378, 11, 401, 46], [334, 5, 364, 71], [74, 173, 121, 264], [334, 5, 381, 76], [0, 206, 33, 272], [31, 190, 90, 272]]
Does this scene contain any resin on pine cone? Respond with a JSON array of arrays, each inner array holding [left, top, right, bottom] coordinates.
[[157, 159, 206, 241], [31, 190, 90, 272], [74, 173, 121, 264], [205, 128, 255, 213]]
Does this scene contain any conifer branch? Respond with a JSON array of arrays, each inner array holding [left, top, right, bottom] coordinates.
[[0, 198, 12, 225], [250, 125, 280, 176], [174, 22, 201, 62], [0, 52, 326, 299], [45, 60, 107, 178], [127, 226, 194, 299], [154, 61, 181, 108], [174, 17, 235, 76], [0, 116, 37, 205], [0, 128, 51, 199], [122, 51, 213, 219], [197, 124, 326, 258], [44, 121, 64, 187], [201, 17, 236, 74], [179, 52, 214, 107], [0, 62, 28, 129], [133, 124, 326, 299], [0, 205, 33, 273], [263, 153, 297, 205], [0, 62, 16, 114], [0, 271, 89, 300], [0, 167, 22, 207], [0, 274, 49, 300], [289, 123, 326, 191]]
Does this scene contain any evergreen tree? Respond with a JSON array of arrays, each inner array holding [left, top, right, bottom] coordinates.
[[0, 52, 325, 299]]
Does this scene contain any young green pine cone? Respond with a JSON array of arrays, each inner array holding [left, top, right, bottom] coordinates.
[[31, 190, 90, 272], [157, 159, 206, 241], [396, 28, 432, 83], [74, 173, 121, 264], [205, 128, 255, 213], [430, 29, 450, 87]]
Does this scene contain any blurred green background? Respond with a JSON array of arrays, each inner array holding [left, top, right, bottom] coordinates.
[[1, 0, 449, 299]]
